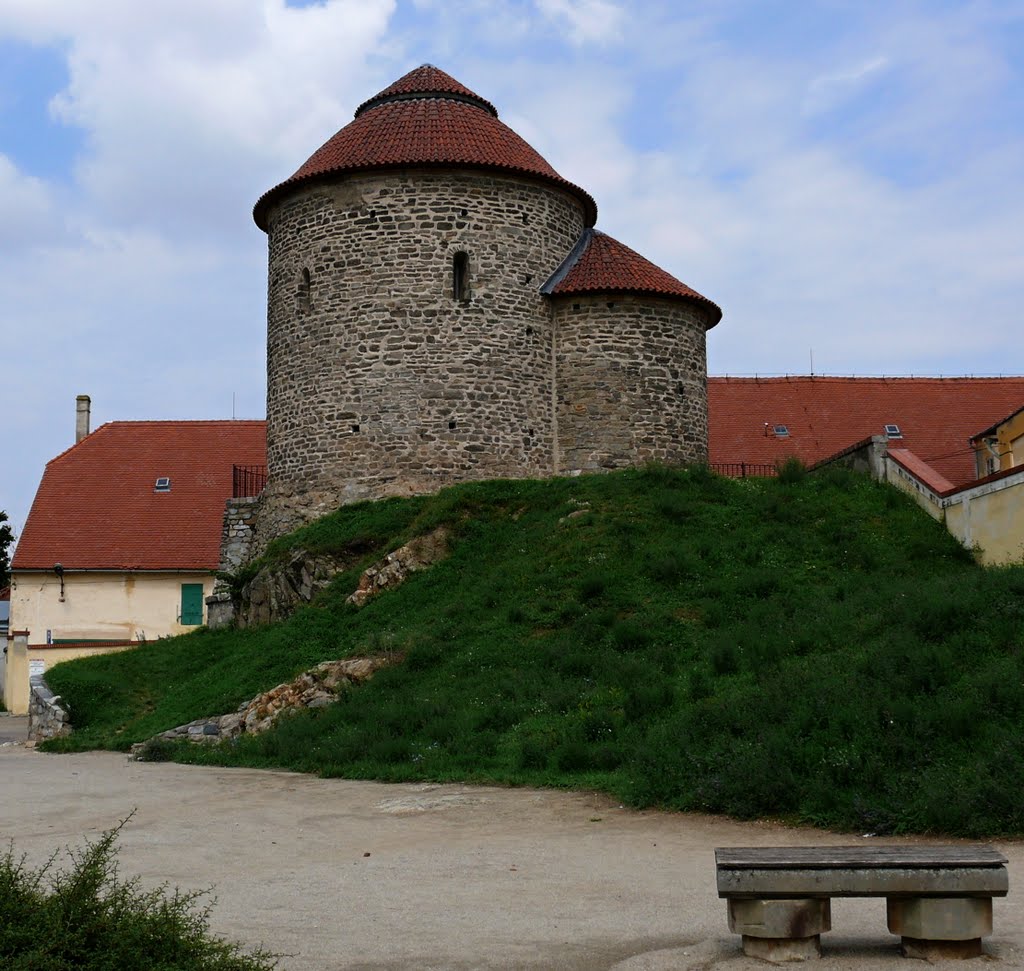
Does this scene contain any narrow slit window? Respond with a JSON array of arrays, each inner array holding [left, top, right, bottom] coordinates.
[[452, 251, 470, 302], [299, 267, 312, 312]]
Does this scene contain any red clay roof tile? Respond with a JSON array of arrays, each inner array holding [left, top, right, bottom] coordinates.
[[355, 64, 498, 117], [708, 376, 1024, 488], [13, 421, 266, 572], [543, 229, 721, 325], [254, 65, 596, 229]]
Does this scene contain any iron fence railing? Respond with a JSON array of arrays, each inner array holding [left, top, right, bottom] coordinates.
[[709, 462, 778, 479], [233, 464, 268, 497]]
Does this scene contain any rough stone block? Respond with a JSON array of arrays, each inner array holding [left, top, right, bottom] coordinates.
[[886, 896, 992, 941], [729, 898, 831, 939]]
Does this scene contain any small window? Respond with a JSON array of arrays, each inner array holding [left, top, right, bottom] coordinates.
[[884, 424, 903, 439], [298, 267, 312, 312], [154, 477, 171, 492], [452, 251, 470, 302], [773, 425, 789, 438]]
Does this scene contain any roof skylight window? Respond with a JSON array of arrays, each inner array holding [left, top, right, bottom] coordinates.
[[884, 424, 903, 439], [154, 477, 171, 492], [773, 424, 790, 437]]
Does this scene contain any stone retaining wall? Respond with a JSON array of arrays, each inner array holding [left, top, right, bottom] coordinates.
[[27, 676, 71, 741]]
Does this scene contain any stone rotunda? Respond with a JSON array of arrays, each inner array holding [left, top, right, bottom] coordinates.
[[253, 65, 721, 541]]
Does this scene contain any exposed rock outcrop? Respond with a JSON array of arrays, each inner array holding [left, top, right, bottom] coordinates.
[[236, 549, 348, 628], [346, 527, 451, 607], [132, 656, 393, 757]]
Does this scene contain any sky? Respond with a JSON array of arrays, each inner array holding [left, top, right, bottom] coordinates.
[[1, 0, 1022, 543]]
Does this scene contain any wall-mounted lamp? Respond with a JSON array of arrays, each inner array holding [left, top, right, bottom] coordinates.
[[54, 562, 65, 602]]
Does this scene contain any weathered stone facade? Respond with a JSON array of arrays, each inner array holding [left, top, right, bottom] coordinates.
[[251, 66, 721, 549], [554, 295, 712, 471], [259, 170, 585, 542]]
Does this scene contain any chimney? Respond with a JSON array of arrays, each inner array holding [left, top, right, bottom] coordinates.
[[75, 395, 91, 443]]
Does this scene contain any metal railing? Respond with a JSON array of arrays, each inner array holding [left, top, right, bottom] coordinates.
[[709, 462, 778, 478], [232, 465, 268, 497]]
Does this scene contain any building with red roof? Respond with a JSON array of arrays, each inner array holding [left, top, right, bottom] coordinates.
[[253, 65, 720, 542], [5, 412, 265, 712], [708, 376, 1024, 489]]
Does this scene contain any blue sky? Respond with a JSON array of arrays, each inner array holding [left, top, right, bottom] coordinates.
[[1, 0, 1022, 542]]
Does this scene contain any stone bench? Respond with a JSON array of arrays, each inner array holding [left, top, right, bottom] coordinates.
[[716, 845, 1008, 961]]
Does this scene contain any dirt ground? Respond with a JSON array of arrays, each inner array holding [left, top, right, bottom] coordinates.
[[0, 746, 1020, 970]]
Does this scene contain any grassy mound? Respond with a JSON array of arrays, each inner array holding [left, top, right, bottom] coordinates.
[[44, 466, 1024, 836], [0, 818, 275, 970]]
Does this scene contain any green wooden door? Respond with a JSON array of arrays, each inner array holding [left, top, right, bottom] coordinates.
[[180, 583, 204, 626]]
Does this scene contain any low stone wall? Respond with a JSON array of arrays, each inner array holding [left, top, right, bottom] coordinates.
[[27, 676, 71, 742], [220, 496, 260, 573]]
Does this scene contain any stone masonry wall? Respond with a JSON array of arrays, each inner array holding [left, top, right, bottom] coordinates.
[[553, 295, 712, 472], [219, 497, 260, 573], [27, 675, 71, 742], [257, 169, 587, 544]]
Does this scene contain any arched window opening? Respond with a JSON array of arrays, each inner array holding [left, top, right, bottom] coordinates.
[[298, 267, 312, 312], [452, 251, 470, 303]]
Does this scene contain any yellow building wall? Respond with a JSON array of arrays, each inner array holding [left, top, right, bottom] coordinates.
[[944, 482, 1024, 565], [3, 571, 215, 715], [9, 571, 215, 644], [3, 636, 135, 715], [974, 410, 1024, 475]]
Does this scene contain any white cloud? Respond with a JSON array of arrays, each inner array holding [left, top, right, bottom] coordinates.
[[534, 0, 624, 45], [2, 0, 396, 239], [802, 56, 889, 116], [0, 154, 57, 249]]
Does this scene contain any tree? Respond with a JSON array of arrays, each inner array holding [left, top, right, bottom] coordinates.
[[0, 511, 12, 590]]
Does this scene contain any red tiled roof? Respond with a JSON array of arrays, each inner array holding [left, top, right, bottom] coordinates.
[[254, 65, 597, 229], [708, 376, 1024, 488], [886, 448, 955, 494], [13, 421, 267, 572], [543, 229, 721, 325], [354, 64, 498, 118]]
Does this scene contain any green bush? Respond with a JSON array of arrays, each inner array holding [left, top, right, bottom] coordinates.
[[0, 818, 276, 970]]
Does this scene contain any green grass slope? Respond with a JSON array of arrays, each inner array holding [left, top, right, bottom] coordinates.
[[44, 465, 1024, 836]]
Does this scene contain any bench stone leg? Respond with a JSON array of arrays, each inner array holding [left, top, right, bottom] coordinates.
[[886, 897, 991, 960], [728, 898, 831, 961]]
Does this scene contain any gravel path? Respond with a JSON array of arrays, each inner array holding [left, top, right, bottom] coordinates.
[[1, 747, 1020, 970]]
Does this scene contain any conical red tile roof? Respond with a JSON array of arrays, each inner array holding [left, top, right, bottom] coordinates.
[[254, 65, 596, 229], [542, 229, 722, 326]]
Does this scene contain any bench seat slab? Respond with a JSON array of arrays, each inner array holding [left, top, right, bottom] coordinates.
[[718, 865, 1008, 899]]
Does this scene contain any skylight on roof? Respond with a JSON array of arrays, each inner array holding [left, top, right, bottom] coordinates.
[[154, 477, 171, 492], [773, 424, 789, 437], [884, 424, 903, 439]]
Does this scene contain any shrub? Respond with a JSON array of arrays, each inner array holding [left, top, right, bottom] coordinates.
[[775, 456, 807, 484], [0, 817, 276, 970]]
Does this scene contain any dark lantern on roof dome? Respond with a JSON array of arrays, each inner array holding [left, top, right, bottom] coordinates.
[[253, 64, 597, 230]]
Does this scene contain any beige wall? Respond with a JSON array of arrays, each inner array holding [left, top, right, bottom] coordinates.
[[943, 476, 1024, 565], [3, 570, 215, 715], [3, 633, 134, 715], [9, 571, 215, 644], [883, 457, 1024, 565]]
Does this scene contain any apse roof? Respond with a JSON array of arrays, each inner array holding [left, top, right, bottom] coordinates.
[[254, 65, 597, 229], [541, 229, 722, 326]]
